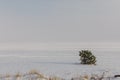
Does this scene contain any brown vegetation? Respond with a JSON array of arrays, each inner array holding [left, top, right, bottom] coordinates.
[[0, 70, 117, 80]]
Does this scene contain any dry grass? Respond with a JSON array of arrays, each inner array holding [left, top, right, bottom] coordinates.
[[14, 72, 22, 78], [0, 70, 48, 80], [71, 72, 115, 80], [28, 69, 48, 79], [0, 70, 116, 80], [49, 76, 64, 80]]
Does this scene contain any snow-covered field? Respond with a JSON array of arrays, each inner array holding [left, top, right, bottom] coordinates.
[[0, 50, 120, 79]]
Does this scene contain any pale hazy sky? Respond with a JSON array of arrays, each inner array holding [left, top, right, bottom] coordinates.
[[0, 0, 120, 50]]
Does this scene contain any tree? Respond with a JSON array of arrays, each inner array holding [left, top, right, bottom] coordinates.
[[79, 50, 96, 65]]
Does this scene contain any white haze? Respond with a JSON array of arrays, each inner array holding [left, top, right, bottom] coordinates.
[[0, 42, 120, 51]]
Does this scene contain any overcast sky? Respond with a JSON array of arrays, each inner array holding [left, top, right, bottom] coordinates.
[[0, 0, 120, 50]]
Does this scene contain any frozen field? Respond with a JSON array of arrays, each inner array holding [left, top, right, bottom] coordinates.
[[0, 50, 120, 79]]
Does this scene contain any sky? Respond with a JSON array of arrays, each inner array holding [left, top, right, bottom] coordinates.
[[0, 0, 120, 50]]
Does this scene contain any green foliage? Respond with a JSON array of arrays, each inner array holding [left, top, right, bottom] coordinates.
[[79, 50, 96, 65]]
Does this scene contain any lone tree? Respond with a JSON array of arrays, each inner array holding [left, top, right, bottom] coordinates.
[[79, 50, 96, 65]]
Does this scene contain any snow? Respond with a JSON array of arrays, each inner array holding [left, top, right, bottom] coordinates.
[[0, 50, 120, 79]]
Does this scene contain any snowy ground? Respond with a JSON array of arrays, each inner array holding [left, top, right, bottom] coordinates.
[[0, 50, 120, 79]]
